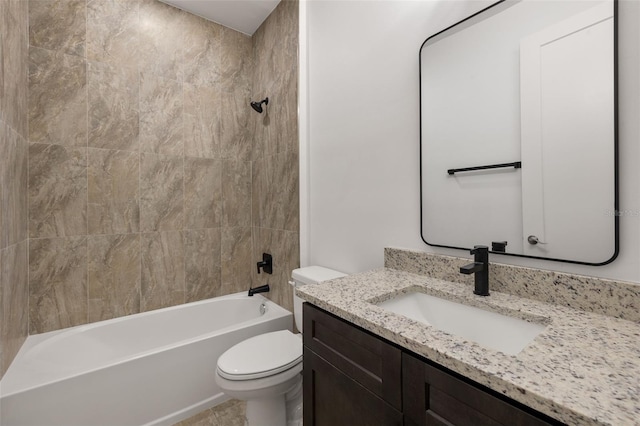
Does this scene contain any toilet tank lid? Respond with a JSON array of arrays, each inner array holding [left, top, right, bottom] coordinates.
[[291, 266, 347, 285]]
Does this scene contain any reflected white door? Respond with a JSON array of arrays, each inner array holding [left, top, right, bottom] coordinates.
[[520, 1, 615, 262]]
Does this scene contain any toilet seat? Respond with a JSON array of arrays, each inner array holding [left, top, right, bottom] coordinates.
[[217, 330, 302, 381]]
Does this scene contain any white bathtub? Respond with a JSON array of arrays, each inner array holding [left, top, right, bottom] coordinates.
[[0, 292, 292, 426]]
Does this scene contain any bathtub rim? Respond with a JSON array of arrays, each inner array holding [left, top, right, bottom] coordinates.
[[1, 292, 292, 397]]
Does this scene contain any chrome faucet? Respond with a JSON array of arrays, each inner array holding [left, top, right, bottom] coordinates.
[[460, 245, 489, 296]]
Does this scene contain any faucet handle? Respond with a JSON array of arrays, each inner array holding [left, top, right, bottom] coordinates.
[[470, 245, 489, 255], [470, 245, 489, 264], [256, 253, 273, 274], [491, 241, 507, 252]]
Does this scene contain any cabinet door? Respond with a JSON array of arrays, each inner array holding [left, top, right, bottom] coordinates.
[[303, 303, 402, 409], [402, 353, 561, 426], [303, 348, 403, 426]]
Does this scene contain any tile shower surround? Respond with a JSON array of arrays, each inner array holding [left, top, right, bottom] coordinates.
[[1, 0, 30, 378], [19, 0, 300, 340], [0, 2, 297, 423]]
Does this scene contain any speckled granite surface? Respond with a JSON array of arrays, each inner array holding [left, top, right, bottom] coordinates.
[[385, 248, 640, 323], [296, 268, 640, 426]]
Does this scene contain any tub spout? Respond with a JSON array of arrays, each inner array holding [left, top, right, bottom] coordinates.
[[248, 284, 270, 296]]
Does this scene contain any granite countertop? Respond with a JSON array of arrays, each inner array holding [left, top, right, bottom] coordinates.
[[296, 268, 640, 426]]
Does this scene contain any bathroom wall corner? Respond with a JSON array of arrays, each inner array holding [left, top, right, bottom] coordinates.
[[0, 0, 29, 379], [250, 0, 300, 313]]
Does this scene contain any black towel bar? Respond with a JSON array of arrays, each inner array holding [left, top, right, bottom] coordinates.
[[447, 161, 522, 175]]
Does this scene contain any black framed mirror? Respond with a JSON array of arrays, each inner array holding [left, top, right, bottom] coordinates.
[[419, 0, 618, 265]]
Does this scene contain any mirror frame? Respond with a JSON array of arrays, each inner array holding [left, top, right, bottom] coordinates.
[[419, 0, 619, 266]]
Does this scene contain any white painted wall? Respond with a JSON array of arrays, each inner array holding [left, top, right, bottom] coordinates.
[[301, 0, 640, 283]]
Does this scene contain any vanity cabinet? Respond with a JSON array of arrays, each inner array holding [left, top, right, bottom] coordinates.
[[402, 353, 558, 426], [303, 303, 563, 426], [303, 349, 403, 425], [303, 302, 402, 425]]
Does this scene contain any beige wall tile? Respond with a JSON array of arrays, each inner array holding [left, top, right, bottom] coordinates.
[[252, 150, 299, 232], [141, 231, 184, 312], [88, 234, 140, 322], [270, 73, 298, 156], [137, 0, 184, 81], [221, 226, 252, 295], [252, 0, 298, 90], [184, 157, 222, 230], [1, 122, 28, 248], [219, 26, 252, 94], [250, 25, 273, 93], [140, 152, 183, 232], [87, 0, 193, 81], [1, 0, 29, 138], [0, 247, 3, 374], [281, 150, 300, 232], [222, 159, 251, 228], [184, 84, 220, 159], [140, 73, 183, 156], [274, 0, 299, 69], [29, 0, 86, 57], [29, 144, 87, 238], [0, 0, 4, 118], [88, 148, 139, 235], [184, 228, 222, 303], [28, 46, 87, 146], [0, 0, 29, 378], [29, 236, 88, 334], [249, 30, 268, 94], [88, 61, 139, 151], [220, 87, 250, 161], [0, 241, 29, 376], [182, 12, 221, 87], [86, 0, 140, 67], [0, 122, 6, 249]]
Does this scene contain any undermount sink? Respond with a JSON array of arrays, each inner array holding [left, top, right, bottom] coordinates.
[[376, 292, 546, 355]]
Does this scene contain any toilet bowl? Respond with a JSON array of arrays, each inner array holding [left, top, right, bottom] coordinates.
[[215, 266, 347, 426]]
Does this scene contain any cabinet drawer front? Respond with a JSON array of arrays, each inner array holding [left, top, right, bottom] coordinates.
[[403, 353, 562, 426], [303, 348, 403, 426], [303, 303, 402, 409]]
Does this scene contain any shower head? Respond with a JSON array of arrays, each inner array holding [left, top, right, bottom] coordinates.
[[250, 97, 269, 113]]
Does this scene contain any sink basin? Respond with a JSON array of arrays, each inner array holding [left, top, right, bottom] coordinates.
[[376, 292, 546, 355]]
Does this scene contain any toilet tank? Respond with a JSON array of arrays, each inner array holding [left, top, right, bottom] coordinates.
[[290, 266, 347, 332]]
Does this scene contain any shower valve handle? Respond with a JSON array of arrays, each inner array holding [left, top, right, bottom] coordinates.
[[257, 253, 273, 274]]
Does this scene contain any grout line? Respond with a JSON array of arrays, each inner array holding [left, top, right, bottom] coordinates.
[[137, 0, 143, 314], [85, 0, 90, 325], [181, 74, 186, 305], [26, 0, 32, 338]]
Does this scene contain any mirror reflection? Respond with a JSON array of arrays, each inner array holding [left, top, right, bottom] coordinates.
[[420, 0, 617, 265]]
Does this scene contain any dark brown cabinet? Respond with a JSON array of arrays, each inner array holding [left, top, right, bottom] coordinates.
[[303, 303, 563, 426], [304, 348, 403, 426], [402, 353, 561, 426], [303, 302, 402, 426]]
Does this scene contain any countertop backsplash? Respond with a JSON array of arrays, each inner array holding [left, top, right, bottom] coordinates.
[[384, 247, 640, 323]]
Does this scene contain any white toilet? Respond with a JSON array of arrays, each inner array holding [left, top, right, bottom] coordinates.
[[215, 266, 347, 426]]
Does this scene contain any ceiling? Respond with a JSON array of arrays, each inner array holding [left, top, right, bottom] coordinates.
[[160, 0, 281, 35]]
